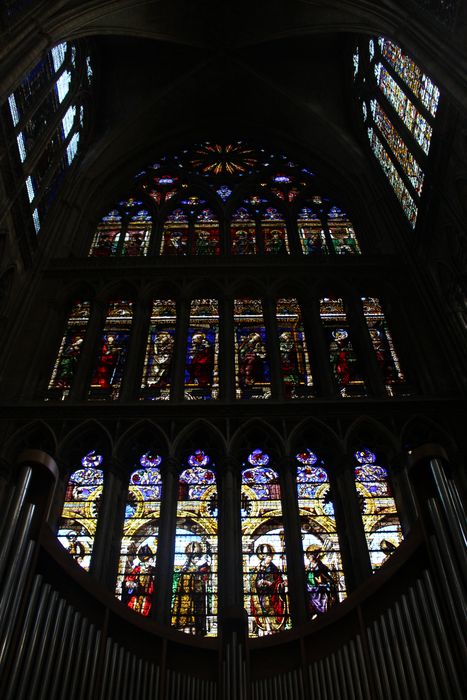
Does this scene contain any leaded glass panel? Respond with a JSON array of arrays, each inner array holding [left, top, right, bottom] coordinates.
[[184, 299, 219, 400], [361, 297, 408, 396], [141, 300, 177, 401], [242, 451, 290, 637], [89, 301, 133, 400], [117, 453, 162, 616], [57, 451, 104, 571], [47, 301, 90, 399], [296, 449, 346, 618], [171, 452, 218, 637], [234, 299, 271, 399], [327, 207, 361, 254], [320, 297, 367, 397], [276, 299, 314, 398], [354, 448, 403, 570]]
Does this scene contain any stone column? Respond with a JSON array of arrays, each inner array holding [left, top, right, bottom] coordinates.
[[218, 457, 243, 614], [90, 461, 126, 591], [279, 456, 308, 625], [332, 453, 372, 591], [154, 457, 179, 625]]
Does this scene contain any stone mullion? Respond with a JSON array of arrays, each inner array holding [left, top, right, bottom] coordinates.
[[154, 458, 179, 626], [347, 293, 387, 398], [119, 298, 150, 401], [172, 295, 189, 401], [218, 459, 243, 614], [90, 465, 127, 591], [333, 456, 372, 591], [224, 296, 235, 401], [279, 459, 308, 625], [264, 296, 282, 401], [301, 296, 336, 398], [286, 209, 301, 255], [68, 298, 106, 401]]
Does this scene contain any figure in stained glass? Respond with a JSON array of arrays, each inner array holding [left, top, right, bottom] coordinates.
[[57, 451, 104, 571], [276, 299, 314, 398], [362, 297, 408, 396], [261, 208, 289, 254], [320, 298, 366, 397], [235, 300, 271, 399], [250, 543, 288, 634], [172, 455, 218, 636], [304, 544, 338, 617], [141, 300, 177, 401], [242, 455, 291, 636], [48, 301, 90, 399], [296, 450, 345, 619], [298, 207, 327, 255], [171, 540, 211, 636], [184, 299, 219, 400], [89, 301, 133, 400], [116, 454, 162, 616], [231, 208, 256, 254], [354, 448, 403, 570]]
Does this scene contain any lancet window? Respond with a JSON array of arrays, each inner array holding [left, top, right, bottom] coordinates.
[[354, 448, 403, 570], [6, 41, 91, 235], [57, 451, 104, 572], [172, 451, 218, 636], [355, 37, 440, 227], [241, 450, 291, 637]]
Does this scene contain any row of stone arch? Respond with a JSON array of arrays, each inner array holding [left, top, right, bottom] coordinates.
[[2, 415, 457, 477]]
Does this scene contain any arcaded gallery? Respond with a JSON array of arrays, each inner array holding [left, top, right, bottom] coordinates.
[[0, 1, 465, 698]]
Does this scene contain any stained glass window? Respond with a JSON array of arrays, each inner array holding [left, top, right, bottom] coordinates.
[[261, 207, 289, 254], [276, 299, 314, 398], [122, 210, 152, 256], [320, 297, 367, 397], [8, 42, 90, 234], [297, 207, 327, 255], [231, 207, 257, 254], [367, 127, 418, 227], [116, 452, 162, 617], [354, 448, 403, 570], [89, 300, 133, 400], [89, 210, 122, 256], [234, 299, 271, 399], [327, 207, 361, 254], [371, 99, 425, 196], [374, 63, 432, 156], [296, 449, 345, 618], [361, 297, 407, 396], [160, 209, 189, 255], [184, 299, 219, 400], [141, 300, 177, 401], [47, 301, 90, 399], [57, 451, 104, 571], [171, 451, 218, 636], [378, 37, 440, 118], [241, 450, 290, 637], [194, 209, 220, 255]]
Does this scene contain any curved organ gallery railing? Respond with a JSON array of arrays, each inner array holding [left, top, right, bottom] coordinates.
[[0, 446, 464, 699], [47, 296, 410, 401], [57, 447, 403, 638]]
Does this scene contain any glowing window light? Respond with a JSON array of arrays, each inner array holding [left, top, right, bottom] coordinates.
[[66, 132, 80, 165], [367, 127, 418, 227], [51, 42, 67, 72], [32, 209, 40, 233], [378, 37, 440, 118], [8, 94, 19, 126], [62, 105, 76, 138], [16, 132, 27, 162], [25, 175, 35, 203], [55, 70, 72, 103], [374, 63, 432, 155], [371, 99, 425, 196]]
